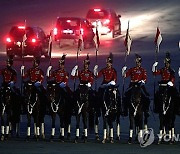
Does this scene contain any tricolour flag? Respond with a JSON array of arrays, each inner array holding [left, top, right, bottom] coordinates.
[[154, 27, 162, 53], [124, 21, 132, 56]]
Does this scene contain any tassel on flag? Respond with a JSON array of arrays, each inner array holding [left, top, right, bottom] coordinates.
[[94, 26, 100, 50], [124, 21, 132, 56], [154, 27, 162, 53]]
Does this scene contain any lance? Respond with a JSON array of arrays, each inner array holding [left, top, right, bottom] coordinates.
[[122, 20, 131, 98], [73, 23, 83, 91], [20, 19, 26, 94], [48, 29, 53, 66], [153, 25, 162, 104], [94, 22, 100, 91]]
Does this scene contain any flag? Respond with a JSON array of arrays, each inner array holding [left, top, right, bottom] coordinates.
[[124, 21, 132, 56], [154, 27, 162, 52], [22, 33, 27, 43], [94, 26, 100, 50], [22, 31, 27, 56], [77, 27, 84, 53], [48, 30, 53, 58]]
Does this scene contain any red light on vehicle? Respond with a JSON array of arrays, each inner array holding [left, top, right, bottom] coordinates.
[[94, 9, 101, 12], [104, 19, 110, 24], [53, 28, 58, 35], [80, 28, 84, 35], [18, 26, 25, 29], [31, 38, 36, 43], [6, 37, 12, 43], [66, 20, 71, 23], [63, 29, 73, 34]]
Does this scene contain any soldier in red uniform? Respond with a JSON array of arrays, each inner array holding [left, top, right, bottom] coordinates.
[[122, 54, 149, 96], [47, 54, 71, 92], [21, 58, 46, 139], [46, 54, 72, 141], [71, 54, 94, 86], [152, 52, 175, 85], [152, 52, 177, 112], [94, 53, 121, 142], [0, 58, 20, 140], [71, 54, 94, 142], [122, 54, 150, 143], [94, 53, 117, 85], [0, 58, 17, 92], [152, 52, 178, 144]]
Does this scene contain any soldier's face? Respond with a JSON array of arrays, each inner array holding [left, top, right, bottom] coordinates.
[[7, 61, 11, 68], [33, 61, 39, 67], [84, 64, 89, 70], [59, 63, 64, 69], [135, 60, 141, 67], [165, 62, 170, 68], [106, 62, 112, 68]]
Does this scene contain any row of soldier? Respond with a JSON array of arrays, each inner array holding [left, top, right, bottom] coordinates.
[[0, 52, 179, 144]]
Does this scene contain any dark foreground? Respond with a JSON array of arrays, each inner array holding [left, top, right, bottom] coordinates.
[[0, 137, 180, 154]]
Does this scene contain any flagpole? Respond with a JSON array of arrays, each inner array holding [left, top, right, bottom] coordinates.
[[73, 23, 82, 91], [95, 22, 99, 91], [122, 20, 130, 98], [48, 30, 53, 66], [21, 19, 26, 94], [153, 26, 162, 105]]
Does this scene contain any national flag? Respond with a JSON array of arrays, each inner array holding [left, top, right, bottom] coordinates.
[[124, 21, 132, 56], [154, 27, 162, 52], [94, 26, 100, 50]]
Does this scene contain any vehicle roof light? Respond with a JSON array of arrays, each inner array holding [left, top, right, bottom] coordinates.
[[18, 26, 25, 29], [32, 38, 36, 43], [53, 28, 58, 35], [94, 9, 101, 12], [66, 20, 71, 23], [6, 37, 11, 43]]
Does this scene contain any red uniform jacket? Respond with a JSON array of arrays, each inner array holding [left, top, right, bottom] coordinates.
[[0, 67, 17, 83], [125, 66, 147, 82], [153, 67, 175, 84], [49, 69, 69, 84], [98, 67, 117, 84], [23, 67, 44, 83], [72, 69, 94, 85]]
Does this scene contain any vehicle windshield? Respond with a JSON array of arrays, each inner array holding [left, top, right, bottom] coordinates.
[[57, 18, 80, 28], [9, 27, 35, 39], [86, 10, 108, 19]]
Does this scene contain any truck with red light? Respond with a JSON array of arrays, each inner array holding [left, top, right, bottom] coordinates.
[[53, 17, 95, 48], [6, 26, 50, 58], [86, 8, 121, 38]]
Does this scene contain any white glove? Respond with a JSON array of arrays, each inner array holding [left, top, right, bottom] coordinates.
[[93, 65, 98, 76], [9, 81, 15, 88], [86, 82, 91, 87], [107, 81, 116, 86], [139, 80, 145, 85], [178, 67, 180, 77], [152, 62, 158, 72], [21, 65, 25, 76], [71, 65, 78, 76], [167, 81, 173, 87], [46, 66, 52, 77], [59, 82, 66, 88], [34, 81, 41, 87], [122, 66, 127, 76]]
